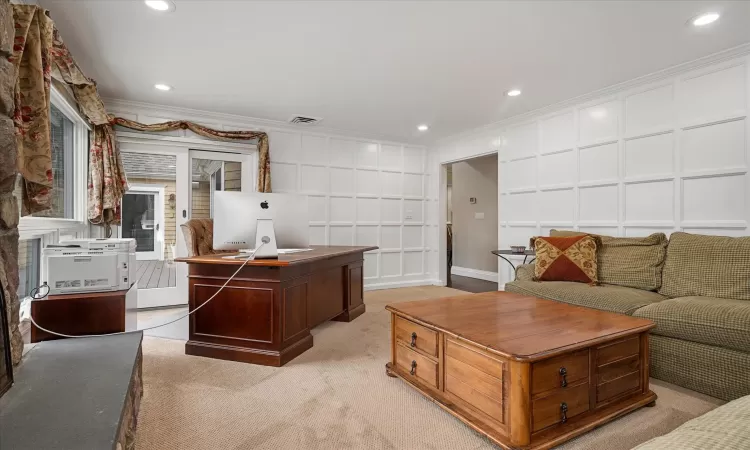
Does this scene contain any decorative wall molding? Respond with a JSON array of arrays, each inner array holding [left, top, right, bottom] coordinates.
[[450, 266, 499, 283]]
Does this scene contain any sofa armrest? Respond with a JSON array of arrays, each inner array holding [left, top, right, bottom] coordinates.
[[515, 264, 535, 281]]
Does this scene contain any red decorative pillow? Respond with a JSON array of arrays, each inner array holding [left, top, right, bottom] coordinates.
[[531, 235, 600, 284]]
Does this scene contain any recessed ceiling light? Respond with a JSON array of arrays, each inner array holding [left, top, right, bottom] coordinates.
[[417, 124, 429, 132], [589, 108, 607, 119], [691, 12, 719, 27], [144, 0, 175, 12], [506, 89, 522, 97], [154, 84, 172, 91]]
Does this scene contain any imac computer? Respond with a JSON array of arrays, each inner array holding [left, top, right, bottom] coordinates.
[[213, 191, 309, 258]]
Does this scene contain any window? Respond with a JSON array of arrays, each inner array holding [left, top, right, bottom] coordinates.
[[29, 104, 75, 219], [17, 239, 41, 299], [17, 87, 89, 240]]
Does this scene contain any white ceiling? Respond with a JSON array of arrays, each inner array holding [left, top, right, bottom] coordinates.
[[42, 1, 750, 144]]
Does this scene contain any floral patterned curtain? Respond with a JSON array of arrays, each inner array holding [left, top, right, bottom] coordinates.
[[10, 5, 53, 215], [111, 117, 272, 193], [11, 4, 129, 226], [49, 25, 128, 226]]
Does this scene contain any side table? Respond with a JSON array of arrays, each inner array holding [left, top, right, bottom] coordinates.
[[491, 249, 536, 272], [31, 284, 137, 343]]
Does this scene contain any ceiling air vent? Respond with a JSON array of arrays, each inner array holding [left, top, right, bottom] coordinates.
[[288, 115, 322, 125]]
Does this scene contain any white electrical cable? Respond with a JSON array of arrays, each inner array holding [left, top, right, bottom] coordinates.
[[29, 244, 264, 339]]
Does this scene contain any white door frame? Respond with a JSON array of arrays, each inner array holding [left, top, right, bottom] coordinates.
[[118, 184, 165, 261]]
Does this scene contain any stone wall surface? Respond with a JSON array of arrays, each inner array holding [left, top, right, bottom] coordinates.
[[0, 0, 23, 364]]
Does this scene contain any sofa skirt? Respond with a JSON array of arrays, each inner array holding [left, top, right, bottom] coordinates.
[[650, 335, 750, 401]]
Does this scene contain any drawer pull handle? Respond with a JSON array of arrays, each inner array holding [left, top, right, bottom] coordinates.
[[410, 360, 417, 375], [410, 332, 417, 347], [560, 402, 568, 423], [559, 367, 568, 387]]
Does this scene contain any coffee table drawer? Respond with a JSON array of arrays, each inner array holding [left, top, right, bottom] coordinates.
[[395, 343, 439, 389], [532, 382, 589, 432], [596, 336, 640, 366], [395, 316, 438, 357], [531, 350, 589, 395]]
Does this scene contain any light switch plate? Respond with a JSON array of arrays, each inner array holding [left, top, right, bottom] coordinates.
[[475, 212, 485, 219]]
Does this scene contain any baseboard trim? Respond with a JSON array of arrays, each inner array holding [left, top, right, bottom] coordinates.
[[364, 279, 437, 291], [451, 266, 499, 282]]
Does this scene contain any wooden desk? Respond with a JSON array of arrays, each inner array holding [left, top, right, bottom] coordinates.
[[176, 246, 376, 366]]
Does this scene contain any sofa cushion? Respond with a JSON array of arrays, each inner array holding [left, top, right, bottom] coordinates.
[[634, 296, 750, 353], [632, 394, 750, 450], [505, 280, 667, 315], [659, 232, 750, 301], [551, 230, 668, 291]]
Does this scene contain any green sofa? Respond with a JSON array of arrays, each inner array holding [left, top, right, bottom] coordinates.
[[506, 231, 750, 402]]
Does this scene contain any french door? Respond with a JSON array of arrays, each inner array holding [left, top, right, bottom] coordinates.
[[117, 141, 255, 309], [174, 150, 254, 304]]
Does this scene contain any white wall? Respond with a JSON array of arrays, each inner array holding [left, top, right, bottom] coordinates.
[[106, 100, 441, 290], [438, 51, 750, 288], [451, 154, 499, 276]]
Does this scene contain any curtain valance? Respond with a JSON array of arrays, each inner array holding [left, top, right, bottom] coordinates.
[[110, 117, 271, 193]]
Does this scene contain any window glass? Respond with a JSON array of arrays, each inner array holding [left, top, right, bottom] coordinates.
[[16, 104, 75, 219], [17, 239, 41, 299]]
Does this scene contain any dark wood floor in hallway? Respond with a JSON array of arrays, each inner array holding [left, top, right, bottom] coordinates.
[[447, 274, 498, 293]]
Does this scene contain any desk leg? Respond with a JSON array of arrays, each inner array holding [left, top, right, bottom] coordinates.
[[332, 260, 366, 322]]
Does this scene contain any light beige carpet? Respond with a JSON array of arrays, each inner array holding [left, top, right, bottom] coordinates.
[[135, 286, 724, 450]]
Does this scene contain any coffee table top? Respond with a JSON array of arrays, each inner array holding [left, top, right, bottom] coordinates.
[[386, 291, 655, 361]]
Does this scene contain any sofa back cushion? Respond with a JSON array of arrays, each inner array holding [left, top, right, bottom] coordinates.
[[659, 232, 750, 300], [550, 230, 668, 291]]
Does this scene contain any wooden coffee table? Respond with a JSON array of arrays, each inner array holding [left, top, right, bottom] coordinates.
[[385, 291, 657, 450]]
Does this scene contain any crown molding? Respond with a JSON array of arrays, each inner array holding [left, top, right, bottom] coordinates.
[[103, 98, 428, 148], [438, 42, 750, 145]]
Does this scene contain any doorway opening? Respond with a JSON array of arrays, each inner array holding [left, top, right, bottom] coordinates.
[[444, 153, 499, 293]]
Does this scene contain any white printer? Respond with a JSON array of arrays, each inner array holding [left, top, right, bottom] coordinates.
[[43, 238, 136, 295]]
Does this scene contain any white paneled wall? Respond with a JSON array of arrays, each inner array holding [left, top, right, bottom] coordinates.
[[439, 53, 750, 287], [269, 132, 438, 288], [106, 100, 438, 289]]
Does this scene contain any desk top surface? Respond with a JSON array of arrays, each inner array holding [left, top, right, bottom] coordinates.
[[176, 245, 377, 267], [386, 291, 654, 361]]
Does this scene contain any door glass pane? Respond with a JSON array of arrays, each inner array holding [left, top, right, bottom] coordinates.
[[120, 152, 178, 291], [192, 159, 242, 218], [122, 192, 156, 252]]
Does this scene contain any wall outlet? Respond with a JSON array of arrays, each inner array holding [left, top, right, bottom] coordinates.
[[475, 212, 485, 219]]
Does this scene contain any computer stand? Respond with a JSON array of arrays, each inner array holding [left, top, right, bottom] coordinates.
[[253, 219, 279, 259]]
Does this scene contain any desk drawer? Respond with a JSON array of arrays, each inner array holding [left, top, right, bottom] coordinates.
[[395, 343, 439, 389], [532, 350, 589, 395], [395, 316, 438, 358], [532, 382, 589, 432]]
